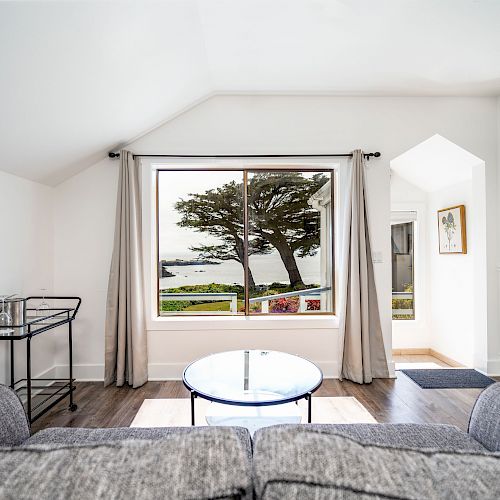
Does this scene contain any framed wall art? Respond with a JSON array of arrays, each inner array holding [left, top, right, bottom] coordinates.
[[437, 205, 467, 254]]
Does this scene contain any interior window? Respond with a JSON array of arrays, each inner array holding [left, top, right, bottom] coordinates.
[[391, 212, 416, 320]]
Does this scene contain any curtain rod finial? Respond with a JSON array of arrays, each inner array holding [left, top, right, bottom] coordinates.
[[364, 151, 381, 161], [108, 152, 120, 159]]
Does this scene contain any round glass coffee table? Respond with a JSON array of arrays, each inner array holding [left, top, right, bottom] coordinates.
[[183, 350, 323, 431]]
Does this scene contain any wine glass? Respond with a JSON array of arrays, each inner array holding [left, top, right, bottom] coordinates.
[[37, 289, 50, 318]]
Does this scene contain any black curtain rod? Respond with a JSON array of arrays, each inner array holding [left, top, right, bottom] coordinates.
[[108, 152, 381, 160]]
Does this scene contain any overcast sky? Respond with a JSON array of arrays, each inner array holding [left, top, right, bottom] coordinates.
[[158, 170, 243, 258]]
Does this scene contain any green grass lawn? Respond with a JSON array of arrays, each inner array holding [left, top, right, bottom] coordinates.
[[160, 283, 321, 314], [183, 300, 245, 312]]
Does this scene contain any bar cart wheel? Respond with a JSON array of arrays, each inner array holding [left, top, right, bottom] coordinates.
[[69, 403, 78, 412]]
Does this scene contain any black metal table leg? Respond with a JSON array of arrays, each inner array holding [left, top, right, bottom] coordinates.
[[190, 391, 197, 426], [68, 320, 77, 411], [307, 392, 312, 423], [10, 339, 14, 389], [26, 337, 32, 423]]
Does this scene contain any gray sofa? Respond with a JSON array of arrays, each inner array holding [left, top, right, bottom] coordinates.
[[0, 382, 499, 499]]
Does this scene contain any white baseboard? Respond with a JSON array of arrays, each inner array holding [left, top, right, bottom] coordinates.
[[142, 360, 340, 381], [487, 358, 500, 377], [147, 363, 187, 381], [34, 364, 59, 379], [148, 360, 396, 381], [57, 360, 403, 382], [49, 364, 104, 381], [31, 360, 398, 383], [0, 363, 60, 386], [57, 360, 341, 382]]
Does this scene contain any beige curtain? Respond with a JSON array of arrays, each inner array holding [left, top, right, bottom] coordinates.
[[338, 150, 389, 383], [104, 150, 148, 388]]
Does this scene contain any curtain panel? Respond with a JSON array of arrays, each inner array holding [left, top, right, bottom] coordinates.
[[338, 150, 390, 383], [104, 150, 148, 388]]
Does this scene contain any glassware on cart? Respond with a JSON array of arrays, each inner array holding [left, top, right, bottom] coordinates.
[[0, 294, 14, 333], [37, 289, 50, 318]]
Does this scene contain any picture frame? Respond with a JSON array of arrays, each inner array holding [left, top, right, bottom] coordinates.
[[437, 205, 467, 254]]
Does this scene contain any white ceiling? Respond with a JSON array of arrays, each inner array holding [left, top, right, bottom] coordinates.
[[0, 0, 499, 185], [390, 134, 484, 192]]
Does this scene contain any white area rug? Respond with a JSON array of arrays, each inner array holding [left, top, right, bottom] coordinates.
[[131, 397, 376, 428]]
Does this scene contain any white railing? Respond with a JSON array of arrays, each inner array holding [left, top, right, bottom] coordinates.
[[160, 292, 238, 313], [392, 291, 414, 317], [160, 287, 332, 314], [249, 287, 331, 313]]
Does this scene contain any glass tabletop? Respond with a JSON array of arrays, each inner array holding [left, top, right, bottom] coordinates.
[[183, 350, 323, 406]]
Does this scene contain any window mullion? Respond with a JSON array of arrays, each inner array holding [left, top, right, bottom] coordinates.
[[243, 170, 250, 316]]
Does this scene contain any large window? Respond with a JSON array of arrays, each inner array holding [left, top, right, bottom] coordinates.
[[157, 168, 335, 316], [391, 211, 416, 320]]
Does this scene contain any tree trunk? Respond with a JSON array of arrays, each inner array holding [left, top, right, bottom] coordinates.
[[247, 268, 256, 290], [270, 234, 304, 288], [234, 235, 256, 290]]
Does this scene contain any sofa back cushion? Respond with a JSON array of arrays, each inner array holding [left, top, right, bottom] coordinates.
[[25, 425, 253, 462], [0, 427, 252, 499], [0, 384, 30, 446], [469, 382, 500, 451], [253, 426, 500, 500]]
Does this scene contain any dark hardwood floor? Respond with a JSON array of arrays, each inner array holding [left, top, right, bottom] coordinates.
[[31, 371, 487, 433]]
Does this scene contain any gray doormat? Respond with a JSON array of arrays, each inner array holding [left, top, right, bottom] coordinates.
[[400, 369, 496, 389]]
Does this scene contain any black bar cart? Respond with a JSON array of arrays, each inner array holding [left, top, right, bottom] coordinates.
[[0, 296, 81, 423]]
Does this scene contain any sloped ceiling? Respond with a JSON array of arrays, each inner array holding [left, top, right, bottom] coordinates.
[[1, 0, 499, 185]]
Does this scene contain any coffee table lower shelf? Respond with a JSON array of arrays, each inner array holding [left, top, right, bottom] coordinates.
[[205, 400, 303, 434], [189, 390, 314, 428]]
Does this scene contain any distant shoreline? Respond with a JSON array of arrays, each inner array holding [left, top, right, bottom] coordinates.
[[159, 252, 321, 288], [161, 259, 220, 267]]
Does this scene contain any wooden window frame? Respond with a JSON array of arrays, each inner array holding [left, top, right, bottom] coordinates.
[[156, 166, 336, 317]]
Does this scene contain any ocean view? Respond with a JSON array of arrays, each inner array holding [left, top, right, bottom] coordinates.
[[157, 169, 333, 313], [159, 252, 321, 289]]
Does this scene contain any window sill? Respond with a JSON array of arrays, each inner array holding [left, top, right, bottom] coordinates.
[[147, 314, 339, 331]]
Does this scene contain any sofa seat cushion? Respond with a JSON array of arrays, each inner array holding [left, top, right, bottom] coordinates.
[[1, 427, 252, 500], [280, 423, 488, 452], [253, 426, 500, 500], [0, 384, 30, 447], [26, 425, 252, 461], [468, 382, 500, 451]]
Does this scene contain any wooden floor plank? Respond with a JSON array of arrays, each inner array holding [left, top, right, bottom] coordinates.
[[31, 373, 490, 433]]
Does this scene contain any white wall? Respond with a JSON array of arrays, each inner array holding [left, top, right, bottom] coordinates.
[[52, 95, 499, 379], [0, 171, 55, 385], [391, 173, 427, 205], [427, 181, 475, 366], [495, 97, 500, 375], [53, 161, 118, 379]]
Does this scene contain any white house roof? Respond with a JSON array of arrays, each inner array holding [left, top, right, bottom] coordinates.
[[1, 0, 499, 185], [309, 180, 331, 209]]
